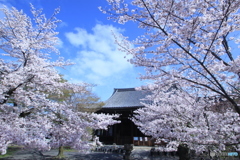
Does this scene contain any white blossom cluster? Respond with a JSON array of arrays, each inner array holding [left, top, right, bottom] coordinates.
[[133, 87, 240, 152]]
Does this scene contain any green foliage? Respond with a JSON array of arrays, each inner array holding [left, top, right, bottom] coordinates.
[[48, 75, 103, 112], [74, 89, 104, 112]]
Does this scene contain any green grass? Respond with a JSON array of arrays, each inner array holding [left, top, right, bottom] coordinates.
[[62, 146, 77, 152], [0, 145, 22, 159]]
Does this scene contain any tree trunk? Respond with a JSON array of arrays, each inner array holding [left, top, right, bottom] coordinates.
[[56, 146, 65, 159]]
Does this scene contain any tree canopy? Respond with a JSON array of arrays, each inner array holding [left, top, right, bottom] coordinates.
[[101, 0, 240, 153], [0, 5, 118, 155]]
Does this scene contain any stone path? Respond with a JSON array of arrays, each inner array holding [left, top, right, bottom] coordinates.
[[0, 146, 179, 160]]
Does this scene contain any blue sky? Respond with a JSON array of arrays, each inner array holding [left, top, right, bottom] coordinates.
[[0, 0, 146, 101]]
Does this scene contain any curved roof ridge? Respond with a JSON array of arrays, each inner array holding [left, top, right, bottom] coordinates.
[[114, 88, 136, 92], [103, 88, 151, 109]]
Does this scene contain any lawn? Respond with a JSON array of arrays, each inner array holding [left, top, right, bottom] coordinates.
[[0, 145, 22, 159]]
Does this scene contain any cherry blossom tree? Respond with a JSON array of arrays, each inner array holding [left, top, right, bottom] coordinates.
[[0, 5, 118, 155], [100, 0, 240, 114], [101, 0, 240, 154], [47, 83, 115, 157]]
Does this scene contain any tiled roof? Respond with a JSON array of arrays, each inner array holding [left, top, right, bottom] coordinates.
[[103, 88, 151, 108]]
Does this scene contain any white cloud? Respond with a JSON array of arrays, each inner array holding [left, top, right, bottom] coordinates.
[[58, 21, 68, 28], [65, 24, 133, 85]]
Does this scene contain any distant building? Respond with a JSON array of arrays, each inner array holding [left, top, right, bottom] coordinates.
[[96, 88, 154, 146]]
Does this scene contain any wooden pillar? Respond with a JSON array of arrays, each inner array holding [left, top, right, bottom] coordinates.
[[114, 111, 117, 144], [131, 110, 133, 144]]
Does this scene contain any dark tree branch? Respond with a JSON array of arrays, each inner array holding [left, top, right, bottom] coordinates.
[[0, 76, 35, 105], [222, 35, 234, 61]]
